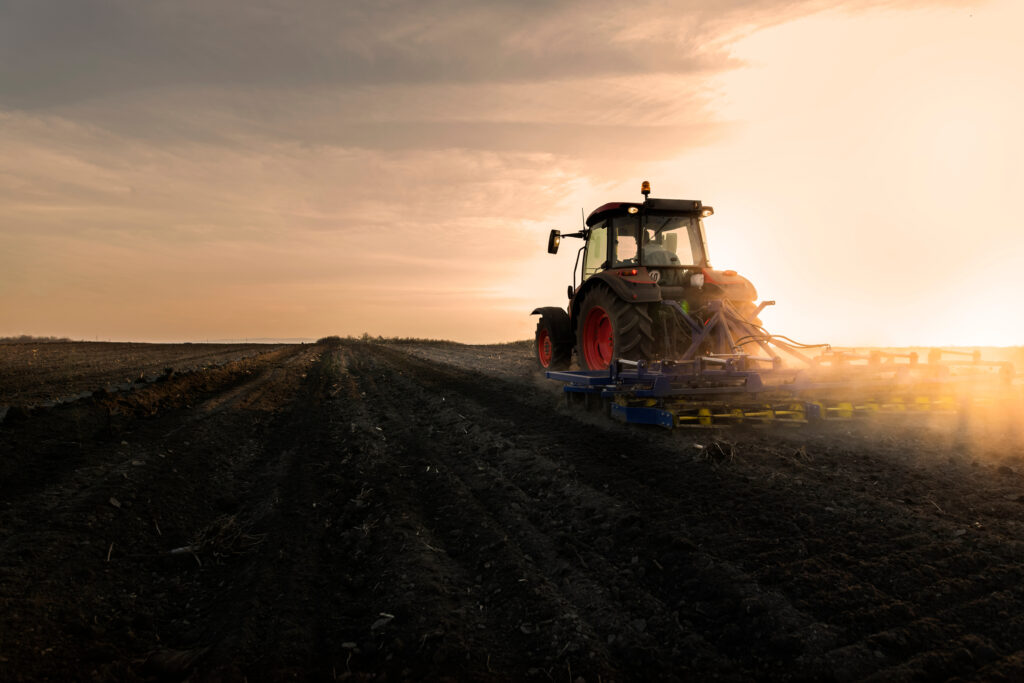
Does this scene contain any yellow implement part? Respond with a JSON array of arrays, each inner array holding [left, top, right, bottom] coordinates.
[[828, 402, 854, 419], [669, 403, 810, 427], [744, 406, 776, 421], [625, 390, 1001, 428]]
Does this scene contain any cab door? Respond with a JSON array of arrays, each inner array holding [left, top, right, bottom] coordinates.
[[582, 220, 609, 280]]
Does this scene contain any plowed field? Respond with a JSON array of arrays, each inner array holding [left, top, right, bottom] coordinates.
[[2, 339, 1024, 681]]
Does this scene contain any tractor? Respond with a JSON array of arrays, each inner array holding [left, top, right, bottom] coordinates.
[[532, 181, 763, 371], [534, 182, 1019, 428]]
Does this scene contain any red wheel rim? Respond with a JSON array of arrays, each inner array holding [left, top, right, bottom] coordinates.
[[537, 328, 553, 367], [582, 305, 613, 369]]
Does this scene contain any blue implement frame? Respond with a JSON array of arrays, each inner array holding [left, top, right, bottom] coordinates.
[[548, 353, 1019, 429]]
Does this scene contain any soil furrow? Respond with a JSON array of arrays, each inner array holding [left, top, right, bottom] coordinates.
[[2, 338, 1024, 680], [372, 342, 1024, 678], [0, 346, 317, 681]]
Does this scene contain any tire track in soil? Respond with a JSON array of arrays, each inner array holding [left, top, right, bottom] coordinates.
[[336, 349, 646, 680], [155, 344, 352, 680], [356, 341, 1024, 681]]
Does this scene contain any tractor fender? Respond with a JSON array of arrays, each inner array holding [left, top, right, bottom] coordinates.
[[570, 270, 661, 332], [530, 307, 573, 344]]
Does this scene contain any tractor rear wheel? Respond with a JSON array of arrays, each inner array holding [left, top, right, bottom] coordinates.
[[535, 309, 572, 370], [576, 285, 654, 370]]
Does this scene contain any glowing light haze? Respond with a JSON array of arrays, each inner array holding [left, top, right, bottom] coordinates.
[[1, 0, 1020, 346]]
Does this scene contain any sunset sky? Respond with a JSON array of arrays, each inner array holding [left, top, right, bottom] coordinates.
[[2, 0, 1021, 346]]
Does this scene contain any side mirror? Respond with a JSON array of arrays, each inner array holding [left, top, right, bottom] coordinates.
[[567, 285, 574, 300], [547, 229, 561, 254]]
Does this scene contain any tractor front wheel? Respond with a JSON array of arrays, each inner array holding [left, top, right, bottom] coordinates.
[[576, 286, 654, 370], [535, 309, 572, 370]]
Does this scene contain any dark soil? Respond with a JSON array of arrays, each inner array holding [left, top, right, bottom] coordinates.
[[0, 341, 289, 406], [2, 339, 1024, 681]]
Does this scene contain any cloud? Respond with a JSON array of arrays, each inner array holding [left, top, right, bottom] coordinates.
[[1, 0, 970, 107], [0, 0, 708, 107], [0, 103, 584, 341], [0, 108, 586, 235], [0, 0, 981, 342], [2, 0, 972, 156]]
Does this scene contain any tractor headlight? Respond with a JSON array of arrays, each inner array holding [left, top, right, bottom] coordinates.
[[690, 273, 705, 288]]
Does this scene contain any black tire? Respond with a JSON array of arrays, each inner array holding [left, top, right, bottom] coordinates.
[[575, 285, 655, 370], [535, 309, 572, 370]]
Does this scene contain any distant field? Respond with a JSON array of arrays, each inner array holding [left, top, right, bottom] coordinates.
[[0, 341, 290, 405]]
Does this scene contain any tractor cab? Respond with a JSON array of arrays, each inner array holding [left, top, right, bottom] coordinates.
[[581, 198, 712, 283], [547, 182, 714, 292], [535, 181, 759, 371]]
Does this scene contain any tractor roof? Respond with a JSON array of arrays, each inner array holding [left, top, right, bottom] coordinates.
[[585, 198, 705, 227]]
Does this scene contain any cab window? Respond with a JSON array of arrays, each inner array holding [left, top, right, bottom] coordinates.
[[582, 221, 608, 279], [640, 214, 707, 267], [612, 216, 640, 266]]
